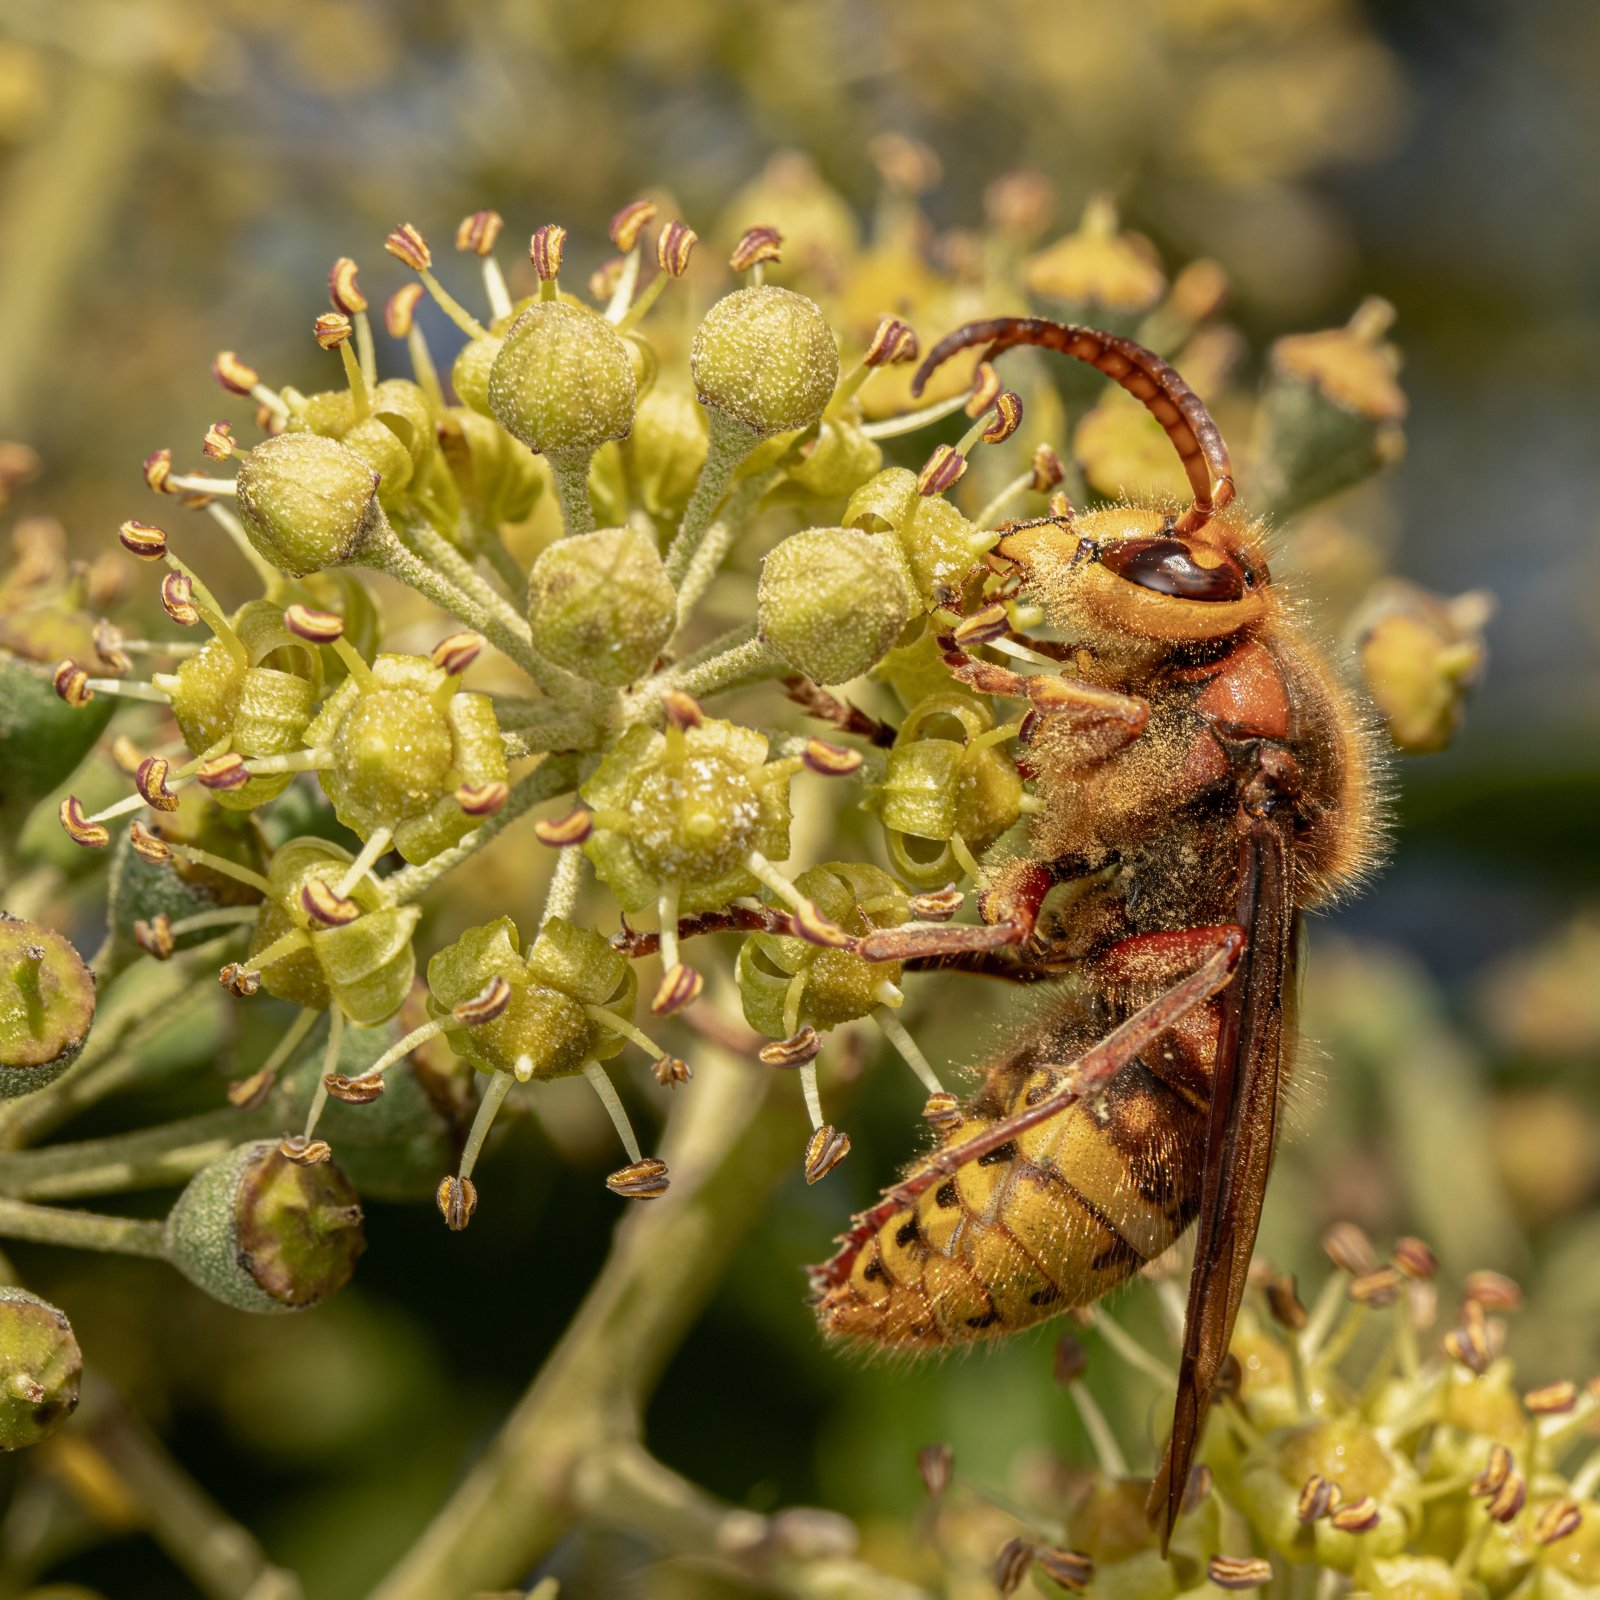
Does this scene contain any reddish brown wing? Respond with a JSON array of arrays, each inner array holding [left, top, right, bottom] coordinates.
[[1148, 816, 1295, 1549]]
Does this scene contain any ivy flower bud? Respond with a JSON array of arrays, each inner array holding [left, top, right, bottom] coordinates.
[[757, 527, 910, 686], [690, 285, 839, 441], [0, 1289, 81, 1451], [737, 863, 909, 1039], [303, 652, 509, 864], [487, 300, 637, 459], [450, 334, 504, 418], [580, 719, 799, 915], [527, 526, 676, 686], [425, 915, 636, 1081], [234, 433, 383, 578], [0, 919, 94, 1099], [163, 1141, 365, 1314]]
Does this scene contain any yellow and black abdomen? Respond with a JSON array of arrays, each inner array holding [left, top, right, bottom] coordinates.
[[814, 1033, 1213, 1349]]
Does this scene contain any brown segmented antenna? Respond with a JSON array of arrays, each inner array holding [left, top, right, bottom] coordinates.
[[911, 317, 1235, 537]]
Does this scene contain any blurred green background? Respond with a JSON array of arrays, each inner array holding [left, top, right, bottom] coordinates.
[[1, 1, 1598, 1595]]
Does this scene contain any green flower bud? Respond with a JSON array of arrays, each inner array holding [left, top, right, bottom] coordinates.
[[527, 526, 675, 687], [776, 416, 883, 503], [439, 407, 543, 532], [303, 652, 509, 864], [281, 1008, 466, 1201], [877, 693, 1024, 887], [0, 918, 94, 1099], [425, 915, 635, 1081], [581, 719, 799, 915], [106, 788, 264, 970], [164, 1140, 365, 1314], [234, 433, 383, 579], [342, 416, 414, 505], [609, 385, 709, 523], [451, 333, 504, 418], [738, 863, 907, 1038], [368, 379, 437, 468], [690, 286, 839, 440], [487, 300, 637, 459], [249, 838, 420, 1025], [0, 649, 114, 829], [844, 468, 996, 608], [1365, 1557, 1463, 1600], [0, 1288, 81, 1450], [287, 387, 357, 437], [758, 527, 910, 686]]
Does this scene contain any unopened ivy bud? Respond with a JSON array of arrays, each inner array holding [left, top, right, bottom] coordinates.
[[656, 220, 697, 277], [527, 526, 675, 686], [234, 434, 382, 578], [690, 285, 839, 440], [610, 199, 658, 252], [0, 919, 94, 1098], [730, 224, 783, 273], [0, 1289, 81, 1451], [488, 300, 637, 458], [164, 1140, 365, 1313], [455, 210, 503, 256], [385, 284, 424, 338], [328, 257, 366, 315], [529, 223, 567, 281], [758, 527, 910, 686], [864, 317, 918, 368]]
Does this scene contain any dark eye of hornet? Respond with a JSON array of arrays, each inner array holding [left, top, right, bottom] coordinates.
[[1098, 537, 1249, 602]]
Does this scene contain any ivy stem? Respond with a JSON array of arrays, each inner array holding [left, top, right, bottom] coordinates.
[[664, 412, 759, 586], [666, 633, 785, 702], [671, 468, 782, 630], [0, 1195, 166, 1257], [548, 448, 597, 537]]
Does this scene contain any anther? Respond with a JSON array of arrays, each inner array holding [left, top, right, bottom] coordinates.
[[953, 603, 1010, 647], [134, 915, 175, 961], [452, 975, 513, 1027], [202, 421, 236, 460], [759, 1027, 822, 1069], [1348, 1266, 1402, 1306], [1329, 1497, 1380, 1534], [135, 756, 180, 812], [791, 900, 853, 948], [128, 822, 172, 864], [1053, 1332, 1089, 1385], [314, 312, 353, 351], [982, 391, 1024, 445], [864, 316, 919, 367], [1037, 1549, 1092, 1594], [436, 1174, 478, 1231], [1463, 1269, 1522, 1311], [1524, 1379, 1579, 1415], [279, 1134, 332, 1166], [656, 220, 697, 277], [1207, 1556, 1273, 1591], [219, 963, 261, 997], [197, 753, 250, 791], [384, 223, 432, 273], [729, 224, 783, 273], [455, 782, 509, 817], [533, 808, 594, 847], [916, 1443, 953, 1498], [118, 519, 168, 560], [1536, 1501, 1582, 1545], [606, 1156, 671, 1200], [328, 257, 367, 315], [965, 361, 1002, 418], [143, 447, 175, 494], [909, 887, 964, 921], [1321, 1221, 1377, 1276], [161, 571, 199, 625], [212, 352, 259, 395], [112, 737, 146, 773], [921, 1091, 961, 1130], [455, 211, 504, 257], [917, 443, 967, 498], [226, 1067, 276, 1110], [652, 962, 703, 1017], [529, 223, 567, 282], [1266, 1271, 1309, 1331], [1486, 1474, 1526, 1523], [1030, 443, 1065, 492], [1393, 1236, 1438, 1279], [993, 1538, 1034, 1596], [652, 1055, 692, 1088], [803, 1124, 850, 1184], [610, 200, 658, 252], [301, 879, 360, 927], [385, 283, 424, 338], [325, 1073, 386, 1105], [284, 603, 344, 644], [431, 630, 484, 674], [1444, 1318, 1493, 1376], [1470, 1444, 1513, 1497], [660, 688, 704, 729], [52, 661, 92, 706], [801, 738, 863, 777], [1297, 1474, 1338, 1523]]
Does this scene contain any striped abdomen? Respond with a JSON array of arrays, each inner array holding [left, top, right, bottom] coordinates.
[[813, 1024, 1214, 1348]]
